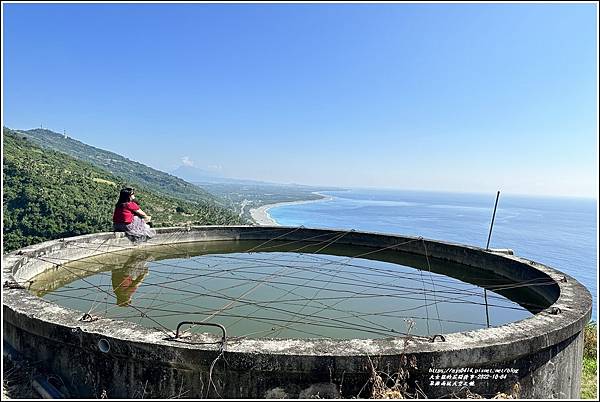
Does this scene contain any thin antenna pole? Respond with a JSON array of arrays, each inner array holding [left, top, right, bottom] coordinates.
[[484, 190, 501, 328], [483, 289, 491, 328], [486, 191, 501, 250]]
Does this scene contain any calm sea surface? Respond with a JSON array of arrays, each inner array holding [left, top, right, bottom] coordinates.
[[269, 189, 598, 321]]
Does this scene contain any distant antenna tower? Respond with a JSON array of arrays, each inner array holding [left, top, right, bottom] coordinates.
[[63, 129, 67, 139]]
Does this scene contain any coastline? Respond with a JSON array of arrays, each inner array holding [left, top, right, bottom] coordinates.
[[249, 192, 334, 225]]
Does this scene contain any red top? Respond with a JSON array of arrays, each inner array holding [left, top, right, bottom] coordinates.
[[113, 201, 140, 224]]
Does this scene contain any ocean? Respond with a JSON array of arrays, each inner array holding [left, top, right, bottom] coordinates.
[[269, 189, 598, 321]]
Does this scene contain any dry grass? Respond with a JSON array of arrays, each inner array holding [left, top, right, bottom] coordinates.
[[2, 357, 36, 399], [367, 355, 412, 399], [362, 320, 426, 399]]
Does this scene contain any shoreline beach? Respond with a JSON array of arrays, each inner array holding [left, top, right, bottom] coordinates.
[[249, 192, 334, 225]]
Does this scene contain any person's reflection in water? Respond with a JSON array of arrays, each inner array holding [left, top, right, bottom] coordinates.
[[111, 252, 153, 307]]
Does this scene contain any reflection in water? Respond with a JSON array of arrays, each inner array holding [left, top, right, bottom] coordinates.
[[28, 240, 552, 339], [111, 253, 152, 306]]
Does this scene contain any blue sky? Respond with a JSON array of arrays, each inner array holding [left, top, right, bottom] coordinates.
[[3, 3, 598, 197]]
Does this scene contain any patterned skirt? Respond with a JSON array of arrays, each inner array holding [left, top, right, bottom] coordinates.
[[113, 216, 156, 242]]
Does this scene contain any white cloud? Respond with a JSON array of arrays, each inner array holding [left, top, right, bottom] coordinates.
[[181, 156, 195, 167]]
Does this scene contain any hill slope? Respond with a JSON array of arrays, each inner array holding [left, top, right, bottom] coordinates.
[[3, 128, 243, 253], [15, 128, 223, 205]]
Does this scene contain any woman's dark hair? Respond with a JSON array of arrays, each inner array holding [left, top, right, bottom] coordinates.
[[115, 187, 135, 208]]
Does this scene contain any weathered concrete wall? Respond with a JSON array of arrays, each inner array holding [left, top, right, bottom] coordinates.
[[2, 226, 592, 398]]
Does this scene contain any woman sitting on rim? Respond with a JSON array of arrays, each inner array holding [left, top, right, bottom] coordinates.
[[112, 187, 156, 242]]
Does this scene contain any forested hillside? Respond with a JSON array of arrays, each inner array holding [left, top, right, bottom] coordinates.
[[16, 128, 223, 205], [3, 128, 244, 253]]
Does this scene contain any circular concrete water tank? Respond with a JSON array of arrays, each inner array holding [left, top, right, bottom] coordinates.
[[2, 226, 592, 398]]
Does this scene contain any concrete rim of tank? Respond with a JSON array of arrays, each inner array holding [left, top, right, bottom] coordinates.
[[3, 226, 592, 365]]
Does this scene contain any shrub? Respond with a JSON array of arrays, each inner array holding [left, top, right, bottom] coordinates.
[[584, 321, 597, 359]]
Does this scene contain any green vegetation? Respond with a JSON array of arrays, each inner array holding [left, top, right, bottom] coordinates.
[[3, 128, 244, 253], [582, 321, 597, 399], [15, 128, 222, 205]]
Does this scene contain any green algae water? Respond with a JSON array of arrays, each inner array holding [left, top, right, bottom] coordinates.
[[28, 240, 544, 339]]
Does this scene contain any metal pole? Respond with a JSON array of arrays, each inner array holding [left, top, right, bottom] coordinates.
[[486, 191, 501, 250], [484, 190, 501, 328], [483, 290, 491, 328]]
